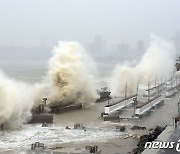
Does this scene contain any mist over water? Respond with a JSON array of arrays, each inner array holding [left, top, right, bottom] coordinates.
[[111, 34, 177, 96]]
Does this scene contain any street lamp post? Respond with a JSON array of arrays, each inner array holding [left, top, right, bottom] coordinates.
[[133, 97, 137, 116]]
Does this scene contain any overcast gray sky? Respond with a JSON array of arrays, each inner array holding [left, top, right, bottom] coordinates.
[[0, 0, 180, 48]]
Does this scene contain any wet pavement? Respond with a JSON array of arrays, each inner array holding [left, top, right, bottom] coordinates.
[[158, 127, 180, 154], [0, 91, 180, 154]]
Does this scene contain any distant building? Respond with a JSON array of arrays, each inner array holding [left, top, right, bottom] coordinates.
[[137, 40, 145, 56], [173, 32, 180, 52], [116, 42, 129, 58], [88, 35, 106, 57]]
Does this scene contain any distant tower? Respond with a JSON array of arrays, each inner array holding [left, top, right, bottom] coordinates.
[[137, 40, 145, 56], [176, 57, 180, 71], [116, 42, 129, 58], [89, 35, 106, 57], [173, 31, 180, 52]]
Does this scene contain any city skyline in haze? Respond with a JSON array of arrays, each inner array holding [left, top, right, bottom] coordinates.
[[0, 0, 179, 47]]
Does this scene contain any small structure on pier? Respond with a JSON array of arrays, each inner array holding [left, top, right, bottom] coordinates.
[[27, 142, 101, 154], [74, 123, 86, 130], [50, 103, 82, 114], [29, 98, 53, 124], [96, 87, 111, 102]]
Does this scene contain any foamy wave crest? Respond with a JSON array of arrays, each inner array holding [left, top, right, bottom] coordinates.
[[35, 41, 97, 107], [0, 70, 34, 128]]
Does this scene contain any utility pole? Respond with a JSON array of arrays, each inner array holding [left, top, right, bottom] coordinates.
[[136, 79, 139, 101], [125, 81, 127, 100], [107, 87, 110, 106], [157, 80, 160, 96], [133, 82, 139, 116], [148, 78, 150, 101], [165, 76, 167, 88], [155, 75, 157, 88], [133, 97, 137, 116]]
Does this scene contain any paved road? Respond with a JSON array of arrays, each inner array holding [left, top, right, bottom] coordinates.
[[157, 127, 180, 154]]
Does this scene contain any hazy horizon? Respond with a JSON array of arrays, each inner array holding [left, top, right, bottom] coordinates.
[[0, 0, 180, 61]]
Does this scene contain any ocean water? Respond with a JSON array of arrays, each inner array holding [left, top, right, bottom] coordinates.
[[0, 60, 48, 84], [0, 60, 115, 88], [0, 60, 125, 154], [1, 60, 179, 154]]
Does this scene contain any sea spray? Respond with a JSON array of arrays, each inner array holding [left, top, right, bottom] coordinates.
[[34, 41, 97, 107], [111, 34, 177, 95], [0, 70, 34, 128], [137, 34, 176, 84], [111, 65, 138, 96]]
